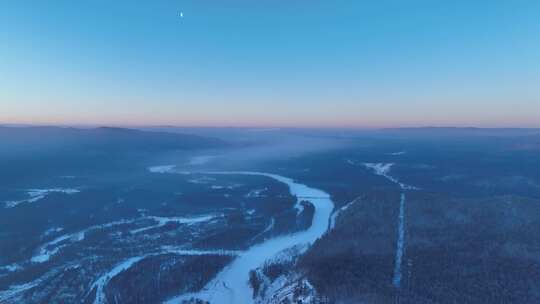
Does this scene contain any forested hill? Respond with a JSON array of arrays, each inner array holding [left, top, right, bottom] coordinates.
[[0, 126, 226, 153]]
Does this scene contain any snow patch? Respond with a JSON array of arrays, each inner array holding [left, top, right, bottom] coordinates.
[[31, 214, 219, 263], [265, 244, 308, 266], [250, 218, 275, 242], [344, 158, 357, 165], [188, 155, 216, 166], [0, 264, 22, 273], [4, 188, 80, 208], [0, 280, 40, 302], [148, 165, 177, 173], [31, 219, 136, 263], [91, 256, 147, 304], [329, 197, 359, 230], [188, 176, 216, 184], [245, 188, 268, 198], [363, 163, 418, 190], [130, 214, 217, 234], [160, 246, 242, 256], [393, 193, 406, 288], [0, 264, 79, 302], [253, 272, 317, 304], [43, 227, 64, 237], [363, 162, 394, 176]]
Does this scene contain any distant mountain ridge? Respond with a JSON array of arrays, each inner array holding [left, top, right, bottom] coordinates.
[[381, 127, 540, 135], [0, 126, 226, 152]]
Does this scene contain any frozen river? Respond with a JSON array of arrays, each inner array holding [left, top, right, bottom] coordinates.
[[166, 171, 335, 304]]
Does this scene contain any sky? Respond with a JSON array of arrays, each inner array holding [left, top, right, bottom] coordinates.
[[1, 0, 539, 128]]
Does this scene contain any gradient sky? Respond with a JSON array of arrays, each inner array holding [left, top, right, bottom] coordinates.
[[1, 1, 539, 127]]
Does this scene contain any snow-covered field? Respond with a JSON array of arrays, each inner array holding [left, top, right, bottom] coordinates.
[[165, 172, 335, 304]]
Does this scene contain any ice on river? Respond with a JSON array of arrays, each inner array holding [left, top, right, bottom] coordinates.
[[165, 171, 335, 304]]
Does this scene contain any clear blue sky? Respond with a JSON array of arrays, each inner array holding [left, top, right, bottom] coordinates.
[[1, 0, 539, 127]]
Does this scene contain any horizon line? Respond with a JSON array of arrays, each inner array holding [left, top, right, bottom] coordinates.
[[1, 122, 540, 131]]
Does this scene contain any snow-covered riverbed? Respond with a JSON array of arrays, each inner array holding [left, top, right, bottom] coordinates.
[[164, 171, 335, 304]]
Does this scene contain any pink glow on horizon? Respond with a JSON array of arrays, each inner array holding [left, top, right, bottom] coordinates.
[[2, 115, 539, 129]]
